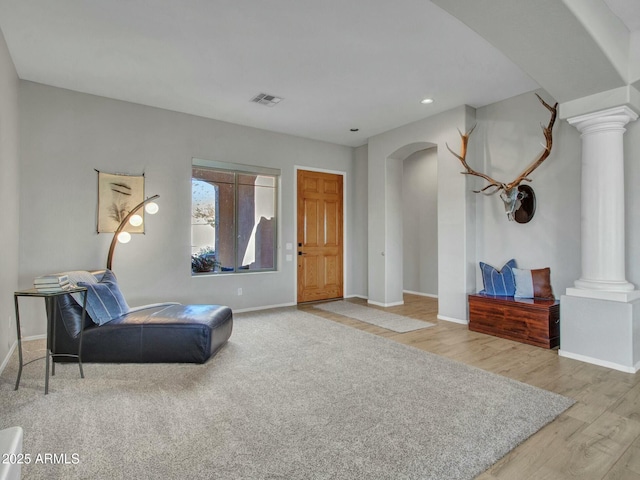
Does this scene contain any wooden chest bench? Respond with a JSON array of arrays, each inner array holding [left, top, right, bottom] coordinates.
[[468, 293, 560, 349]]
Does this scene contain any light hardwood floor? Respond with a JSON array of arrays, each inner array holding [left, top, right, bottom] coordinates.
[[299, 294, 640, 480]]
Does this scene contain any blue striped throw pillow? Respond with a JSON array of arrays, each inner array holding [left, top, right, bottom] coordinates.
[[479, 259, 517, 296], [78, 270, 130, 325]]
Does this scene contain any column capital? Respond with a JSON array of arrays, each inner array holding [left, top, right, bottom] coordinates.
[[568, 106, 638, 134]]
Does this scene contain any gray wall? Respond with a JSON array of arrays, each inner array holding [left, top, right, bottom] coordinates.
[[17, 82, 360, 337], [8, 77, 640, 357], [474, 90, 582, 296], [403, 148, 438, 296], [349, 144, 368, 298], [464, 87, 640, 310], [626, 115, 640, 289], [0, 29, 19, 369], [362, 88, 587, 319], [367, 105, 475, 320]]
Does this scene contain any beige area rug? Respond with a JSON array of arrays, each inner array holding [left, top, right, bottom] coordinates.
[[0, 308, 573, 480], [312, 299, 435, 332]]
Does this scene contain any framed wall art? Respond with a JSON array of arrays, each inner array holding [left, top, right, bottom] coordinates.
[[97, 171, 145, 233]]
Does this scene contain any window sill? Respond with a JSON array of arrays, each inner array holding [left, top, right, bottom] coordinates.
[[191, 269, 278, 277]]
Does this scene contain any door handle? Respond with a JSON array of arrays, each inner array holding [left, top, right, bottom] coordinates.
[[298, 251, 306, 255]]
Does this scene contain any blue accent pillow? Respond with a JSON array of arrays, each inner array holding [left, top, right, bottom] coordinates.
[[479, 259, 517, 296], [78, 270, 130, 325]]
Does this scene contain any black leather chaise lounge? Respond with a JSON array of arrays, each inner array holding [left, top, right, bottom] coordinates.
[[48, 270, 232, 363]]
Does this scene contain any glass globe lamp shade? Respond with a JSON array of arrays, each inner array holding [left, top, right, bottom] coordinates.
[[145, 202, 159, 215], [129, 214, 143, 227], [117, 231, 132, 244]]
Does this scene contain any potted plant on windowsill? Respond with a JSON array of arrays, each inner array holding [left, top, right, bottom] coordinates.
[[191, 247, 220, 273]]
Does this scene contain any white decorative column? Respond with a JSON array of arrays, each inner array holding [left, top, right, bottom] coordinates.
[[566, 106, 639, 300], [560, 106, 640, 373]]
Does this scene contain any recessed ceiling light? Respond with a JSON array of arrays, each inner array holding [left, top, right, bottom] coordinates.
[[350, 128, 359, 132], [421, 98, 434, 105]]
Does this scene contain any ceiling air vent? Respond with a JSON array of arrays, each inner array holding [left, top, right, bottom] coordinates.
[[250, 93, 283, 107]]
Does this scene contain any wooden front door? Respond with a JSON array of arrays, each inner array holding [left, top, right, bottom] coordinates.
[[297, 170, 344, 303]]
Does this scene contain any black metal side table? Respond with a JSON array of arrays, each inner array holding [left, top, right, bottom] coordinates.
[[14, 287, 88, 394]]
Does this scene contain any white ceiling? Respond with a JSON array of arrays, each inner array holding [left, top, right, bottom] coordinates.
[[0, 0, 637, 147], [605, 0, 640, 31]]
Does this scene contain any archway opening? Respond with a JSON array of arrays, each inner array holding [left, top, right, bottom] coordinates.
[[402, 147, 438, 297], [386, 141, 437, 302]]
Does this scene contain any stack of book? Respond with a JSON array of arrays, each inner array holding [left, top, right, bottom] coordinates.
[[33, 274, 72, 293]]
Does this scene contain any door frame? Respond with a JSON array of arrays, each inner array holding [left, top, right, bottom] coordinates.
[[294, 165, 348, 303]]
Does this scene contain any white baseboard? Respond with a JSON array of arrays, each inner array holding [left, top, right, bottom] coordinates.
[[24, 334, 47, 341], [403, 290, 438, 299], [367, 299, 404, 307], [0, 341, 17, 378], [558, 349, 639, 374], [346, 292, 438, 301], [234, 302, 296, 313], [344, 294, 368, 300], [437, 314, 468, 325], [0, 334, 63, 377]]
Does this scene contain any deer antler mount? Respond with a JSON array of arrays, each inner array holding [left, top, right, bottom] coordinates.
[[447, 94, 558, 222]]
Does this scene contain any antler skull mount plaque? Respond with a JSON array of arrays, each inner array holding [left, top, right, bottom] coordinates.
[[447, 94, 558, 222]]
